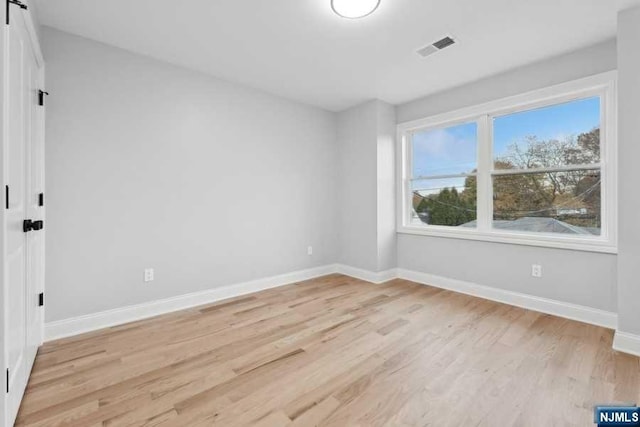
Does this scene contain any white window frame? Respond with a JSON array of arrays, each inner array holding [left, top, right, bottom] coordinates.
[[397, 71, 618, 254]]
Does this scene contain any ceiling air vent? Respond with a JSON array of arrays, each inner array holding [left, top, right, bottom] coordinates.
[[417, 36, 456, 58]]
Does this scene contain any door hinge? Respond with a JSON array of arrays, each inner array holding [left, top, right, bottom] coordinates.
[[5, 185, 8, 209], [39, 192, 44, 206], [38, 90, 49, 106], [23, 219, 43, 233], [5, 369, 8, 393], [6, 0, 28, 25], [38, 292, 44, 307]]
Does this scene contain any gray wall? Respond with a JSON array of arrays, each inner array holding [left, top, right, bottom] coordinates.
[[399, 235, 617, 310], [43, 25, 627, 322], [398, 39, 617, 123], [24, 0, 42, 41], [396, 40, 618, 312], [337, 101, 379, 271], [337, 100, 396, 272], [43, 28, 339, 322], [376, 102, 397, 271], [616, 7, 640, 334]]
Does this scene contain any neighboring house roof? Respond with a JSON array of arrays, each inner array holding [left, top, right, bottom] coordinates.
[[412, 192, 424, 210], [460, 217, 599, 235]]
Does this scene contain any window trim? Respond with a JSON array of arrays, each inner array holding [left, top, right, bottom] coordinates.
[[396, 71, 618, 254]]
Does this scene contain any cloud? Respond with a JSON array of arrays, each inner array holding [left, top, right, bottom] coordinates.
[[412, 126, 477, 176]]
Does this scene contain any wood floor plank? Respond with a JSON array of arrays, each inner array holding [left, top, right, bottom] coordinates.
[[15, 274, 640, 426]]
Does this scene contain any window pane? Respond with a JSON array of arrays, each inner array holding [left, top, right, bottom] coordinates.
[[493, 97, 600, 170], [492, 169, 601, 235], [411, 177, 477, 227], [412, 122, 477, 177]]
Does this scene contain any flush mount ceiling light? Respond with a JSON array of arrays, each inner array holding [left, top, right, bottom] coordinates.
[[331, 0, 381, 19]]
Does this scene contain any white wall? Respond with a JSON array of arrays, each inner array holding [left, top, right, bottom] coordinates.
[[43, 27, 339, 322], [396, 40, 618, 312], [616, 7, 640, 335], [0, 4, 8, 425], [338, 100, 396, 273]]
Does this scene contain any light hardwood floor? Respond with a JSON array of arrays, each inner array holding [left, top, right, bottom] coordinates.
[[16, 274, 640, 426]]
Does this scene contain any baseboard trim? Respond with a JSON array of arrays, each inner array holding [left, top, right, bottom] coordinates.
[[44, 264, 339, 342], [396, 268, 618, 330], [613, 331, 640, 357], [335, 264, 397, 284], [44, 264, 622, 347]]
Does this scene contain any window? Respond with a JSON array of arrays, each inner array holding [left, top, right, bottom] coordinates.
[[492, 97, 602, 236], [410, 122, 478, 227], [398, 73, 617, 253]]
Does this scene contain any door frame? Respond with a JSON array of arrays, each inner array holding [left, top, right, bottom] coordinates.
[[0, 0, 44, 425]]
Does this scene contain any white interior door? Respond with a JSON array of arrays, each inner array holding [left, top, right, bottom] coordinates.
[[4, 4, 43, 425], [24, 9, 44, 359]]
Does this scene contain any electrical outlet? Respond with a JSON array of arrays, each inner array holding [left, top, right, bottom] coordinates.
[[144, 268, 154, 282], [307, 246, 313, 256], [531, 264, 542, 278]]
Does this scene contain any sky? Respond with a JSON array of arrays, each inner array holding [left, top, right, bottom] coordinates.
[[411, 96, 600, 195]]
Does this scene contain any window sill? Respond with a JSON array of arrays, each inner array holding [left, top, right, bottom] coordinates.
[[397, 225, 618, 254]]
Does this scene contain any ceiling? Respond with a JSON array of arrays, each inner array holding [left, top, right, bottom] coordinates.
[[35, 0, 640, 112]]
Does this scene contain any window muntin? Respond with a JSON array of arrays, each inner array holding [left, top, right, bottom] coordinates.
[[399, 74, 616, 252]]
